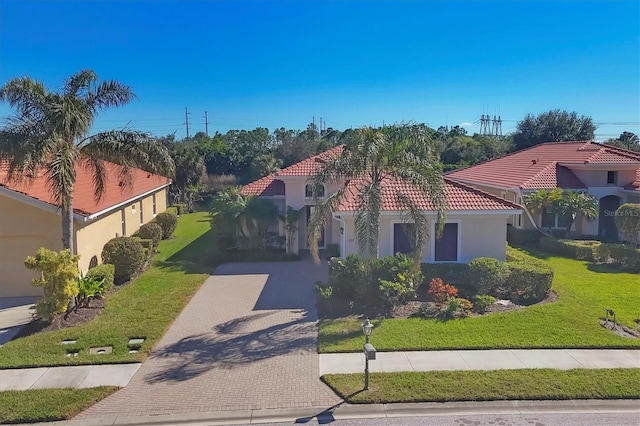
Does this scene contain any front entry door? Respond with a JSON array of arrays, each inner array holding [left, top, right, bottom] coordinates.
[[306, 205, 325, 247]]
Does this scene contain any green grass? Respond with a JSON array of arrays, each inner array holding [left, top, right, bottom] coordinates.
[[0, 212, 212, 368], [322, 369, 640, 403], [319, 250, 640, 352], [0, 387, 118, 423]]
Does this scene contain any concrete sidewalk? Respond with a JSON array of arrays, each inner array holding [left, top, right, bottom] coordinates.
[[0, 296, 39, 346], [319, 349, 640, 375], [1, 349, 637, 391], [0, 363, 141, 391]]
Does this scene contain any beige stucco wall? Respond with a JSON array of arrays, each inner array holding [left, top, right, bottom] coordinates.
[[0, 188, 168, 298], [0, 194, 62, 297], [338, 213, 510, 263], [75, 188, 168, 274]]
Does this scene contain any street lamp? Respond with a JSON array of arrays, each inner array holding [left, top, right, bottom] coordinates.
[[362, 318, 376, 390]]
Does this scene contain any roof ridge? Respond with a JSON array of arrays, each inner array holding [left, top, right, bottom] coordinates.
[[591, 141, 640, 161], [275, 144, 344, 176], [443, 176, 522, 209]]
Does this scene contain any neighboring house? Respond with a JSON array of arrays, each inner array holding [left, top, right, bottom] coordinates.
[[242, 146, 522, 263], [0, 163, 170, 298], [447, 141, 640, 239]]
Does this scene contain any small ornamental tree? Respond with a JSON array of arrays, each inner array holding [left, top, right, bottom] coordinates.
[[614, 203, 640, 246], [24, 248, 80, 321]]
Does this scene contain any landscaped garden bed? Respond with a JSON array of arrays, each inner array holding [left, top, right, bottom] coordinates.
[[0, 212, 212, 368], [318, 247, 640, 353]]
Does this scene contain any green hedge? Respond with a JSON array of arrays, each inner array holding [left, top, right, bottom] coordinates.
[[507, 226, 542, 247], [137, 223, 163, 249], [596, 243, 640, 273], [540, 237, 601, 262], [468, 257, 510, 295], [420, 263, 469, 287], [506, 261, 554, 305], [84, 263, 115, 292], [154, 212, 178, 239]]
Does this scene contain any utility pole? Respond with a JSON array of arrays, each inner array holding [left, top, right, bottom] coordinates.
[[204, 111, 209, 137], [185, 107, 191, 138]]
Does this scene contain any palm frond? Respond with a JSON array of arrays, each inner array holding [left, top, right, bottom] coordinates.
[[44, 142, 77, 208], [63, 70, 98, 98], [79, 155, 108, 202], [396, 192, 431, 263], [81, 130, 175, 178], [354, 180, 382, 258], [307, 186, 349, 263]]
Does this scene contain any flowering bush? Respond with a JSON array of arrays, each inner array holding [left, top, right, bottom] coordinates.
[[427, 277, 458, 305]]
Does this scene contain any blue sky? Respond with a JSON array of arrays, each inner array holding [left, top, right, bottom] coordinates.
[[1, 0, 638, 140]]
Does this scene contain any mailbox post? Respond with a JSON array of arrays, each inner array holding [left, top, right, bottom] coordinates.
[[362, 318, 376, 390]]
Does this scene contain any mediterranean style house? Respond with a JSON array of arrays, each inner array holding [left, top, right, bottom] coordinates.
[[446, 141, 640, 239], [0, 163, 170, 298], [242, 146, 522, 263]]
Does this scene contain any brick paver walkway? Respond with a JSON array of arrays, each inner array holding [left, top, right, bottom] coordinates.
[[78, 258, 341, 419]]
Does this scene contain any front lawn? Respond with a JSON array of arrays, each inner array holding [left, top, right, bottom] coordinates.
[[0, 387, 118, 423], [319, 251, 640, 352], [322, 369, 640, 403], [0, 212, 212, 368]]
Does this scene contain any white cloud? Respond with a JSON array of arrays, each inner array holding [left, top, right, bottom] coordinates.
[[459, 122, 473, 127]]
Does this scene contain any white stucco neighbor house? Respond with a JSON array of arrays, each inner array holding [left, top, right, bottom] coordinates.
[[446, 141, 640, 240], [242, 146, 522, 262]]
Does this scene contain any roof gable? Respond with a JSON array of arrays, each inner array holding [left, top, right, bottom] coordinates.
[[0, 162, 171, 216]]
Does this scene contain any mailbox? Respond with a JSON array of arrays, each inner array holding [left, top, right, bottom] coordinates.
[[363, 343, 376, 360]]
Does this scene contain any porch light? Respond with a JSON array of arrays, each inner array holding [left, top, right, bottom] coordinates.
[[340, 227, 344, 235], [362, 318, 374, 340]]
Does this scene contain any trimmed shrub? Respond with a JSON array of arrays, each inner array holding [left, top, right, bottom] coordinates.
[[506, 261, 553, 305], [420, 263, 469, 287], [540, 237, 601, 262], [76, 275, 105, 307], [507, 226, 543, 247], [473, 294, 496, 313], [468, 257, 510, 295], [614, 203, 640, 246], [85, 263, 115, 292], [138, 223, 163, 249], [171, 203, 186, 215], [596, 243, 640, 273], [155, 211, 178, 239], [328, 255, 373, 305], [133, 237, 154, 253], [441, 297, 473, 319], [101, 237, 146, 284]]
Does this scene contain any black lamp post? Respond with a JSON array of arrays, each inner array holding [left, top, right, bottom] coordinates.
[[362, 318, 374, 390]]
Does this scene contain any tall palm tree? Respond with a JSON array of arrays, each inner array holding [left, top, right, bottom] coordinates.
[[0, 70, 175, 253], [554, 191, 598, 238], [307, 125, 447, 263]]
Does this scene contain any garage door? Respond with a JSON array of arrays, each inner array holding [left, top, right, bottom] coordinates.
[[0, 236, 47, 298]]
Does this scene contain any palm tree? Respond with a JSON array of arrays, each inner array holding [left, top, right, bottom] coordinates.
[[523, 188, 563, 228], [0, 70, 175, 253], [307, 125, 447, 263], [554, 191, 598, 237], [210, 186, 280, 249]]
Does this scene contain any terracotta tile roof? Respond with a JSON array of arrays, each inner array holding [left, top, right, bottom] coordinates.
[[240, 173, 285, 196], [335, 176, 521, 212], [447, 141, 640, 189], [275, 145, 344, 176], [0, 161, 170, 216], [624, 169, 640, 191]]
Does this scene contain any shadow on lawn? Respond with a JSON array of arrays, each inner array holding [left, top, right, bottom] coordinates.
[[144, 310, 316, 384], [587, 263, 628, 274], [154, 228, 219, 274]]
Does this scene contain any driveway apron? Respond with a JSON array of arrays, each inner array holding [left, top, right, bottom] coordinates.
[[78, 257, 341, 419]]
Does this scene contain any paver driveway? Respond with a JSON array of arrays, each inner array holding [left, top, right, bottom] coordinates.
[[78, 257, 341, 418]]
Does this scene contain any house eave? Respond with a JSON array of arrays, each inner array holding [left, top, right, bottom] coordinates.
[[0, 185, 87, 221], [86, 183, 172, 220]]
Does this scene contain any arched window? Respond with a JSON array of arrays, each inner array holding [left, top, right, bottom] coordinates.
[[305, 184, 325, 198]]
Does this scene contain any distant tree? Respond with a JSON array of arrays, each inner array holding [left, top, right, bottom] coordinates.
[[512, 110, 596, 151], [0, 70, 174, 253], [604, 131, 640, 152], [614, 204, 640, 247], [249, 153, 282, 179]]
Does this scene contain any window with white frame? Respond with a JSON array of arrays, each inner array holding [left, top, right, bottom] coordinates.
[[152, 194, 157, 215]]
